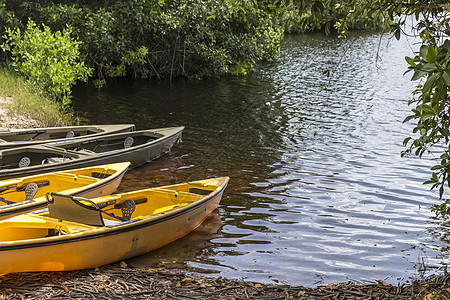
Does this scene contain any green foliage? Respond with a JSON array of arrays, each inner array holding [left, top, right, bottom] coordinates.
[[401, 30, 450, 201], [258, 0, 386, 34], [2, 0, 283, 80], [1, 20, 91, 107], [432, 198, 450, 219], [0, 2, 20, 35]]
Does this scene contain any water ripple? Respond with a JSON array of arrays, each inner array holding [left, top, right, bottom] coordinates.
[[73, 32, 447, 286]]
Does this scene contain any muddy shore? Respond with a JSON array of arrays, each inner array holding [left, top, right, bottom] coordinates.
[[0, 264, 448, 299]]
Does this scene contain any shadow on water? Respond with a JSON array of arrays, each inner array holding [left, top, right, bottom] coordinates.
[[125, 211, 224, 272], [73, 32, 448, 286]]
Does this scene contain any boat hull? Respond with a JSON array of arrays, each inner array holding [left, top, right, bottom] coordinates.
[[0, 177, 228, 273], [0, 127, 183, 179]]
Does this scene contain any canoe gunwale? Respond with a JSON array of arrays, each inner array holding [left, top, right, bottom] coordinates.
[[0, 125, 136, 149], [0, 201, 46, 218]]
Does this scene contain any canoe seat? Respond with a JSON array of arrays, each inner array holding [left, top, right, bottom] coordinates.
[[18, 157, 31, 168], [121, 199, 135, 220], [46, 192, 135, 227], [124, 137, 134, 148], [25, 183, 38, 201], [66, 130, 75, 138], [94, 137, 135, 155], [0, 182, 38, 206]]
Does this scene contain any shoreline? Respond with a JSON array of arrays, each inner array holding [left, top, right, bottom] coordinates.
[[0, 97, 43, 130], [0, 264, 445, 299]]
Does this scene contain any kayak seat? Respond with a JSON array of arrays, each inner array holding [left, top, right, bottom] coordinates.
[[46, 192, 135, 227], [66, 130, 75, 138], [19, 156, 31, 168], [25, 183, 39, 201], [121, 199, 136, 220], [124, 137, 134, 148]]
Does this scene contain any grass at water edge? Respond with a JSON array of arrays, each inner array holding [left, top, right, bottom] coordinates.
[[0, 67, 71, 128]]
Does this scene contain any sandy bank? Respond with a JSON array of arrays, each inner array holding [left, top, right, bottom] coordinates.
[[0, 97, 42, 129]]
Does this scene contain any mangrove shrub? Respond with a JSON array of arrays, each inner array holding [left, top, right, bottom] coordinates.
[[2, 0, 284, 82], [1, 20, 91, 107]]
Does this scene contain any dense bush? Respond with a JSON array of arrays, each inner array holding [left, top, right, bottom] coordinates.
[[1, 19, 91, 107], [1, 0, 284, 83], [257, 0, 386, 34]]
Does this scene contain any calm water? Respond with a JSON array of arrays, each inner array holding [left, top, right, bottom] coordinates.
[[72, 32, 450, 286]]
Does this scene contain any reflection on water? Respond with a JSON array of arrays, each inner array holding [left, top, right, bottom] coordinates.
[[126, 212, 224, 271], [73, 32, 448, 286]]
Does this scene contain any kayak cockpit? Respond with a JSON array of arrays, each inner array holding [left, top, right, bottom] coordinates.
[[45, 187, 206, 226], [42, 180, 218, 226]]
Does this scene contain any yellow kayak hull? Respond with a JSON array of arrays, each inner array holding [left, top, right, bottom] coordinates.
[[0, 177, 228, 274], [0, 161, 130, 220]]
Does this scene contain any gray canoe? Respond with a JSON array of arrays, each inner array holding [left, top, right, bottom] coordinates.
[[0, 124, 136, 149], [0, 126, 184, 179]]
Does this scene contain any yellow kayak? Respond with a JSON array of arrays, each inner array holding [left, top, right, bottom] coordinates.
[[0, 161, 130, 221], [0, 176, 229, 274]]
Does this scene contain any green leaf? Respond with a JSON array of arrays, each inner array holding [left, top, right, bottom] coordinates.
[[394, 29, 401, 40], [405, 56, 416, 67], [403, 137, 412, 146], [423, 73, 439, 93], [420, 63, 437, 72], [426, 46, 438, 63], [441, 128, 450, 137], [411, 69, 427, 81], [444, 39, 450, 49], [403, 115, 415, 123], [420, 45, 428, 59], [443, 71, 450, 86], [432, 172, 439, 181]]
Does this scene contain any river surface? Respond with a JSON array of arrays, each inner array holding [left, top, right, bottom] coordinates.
[[72, 32, 450, 286]]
